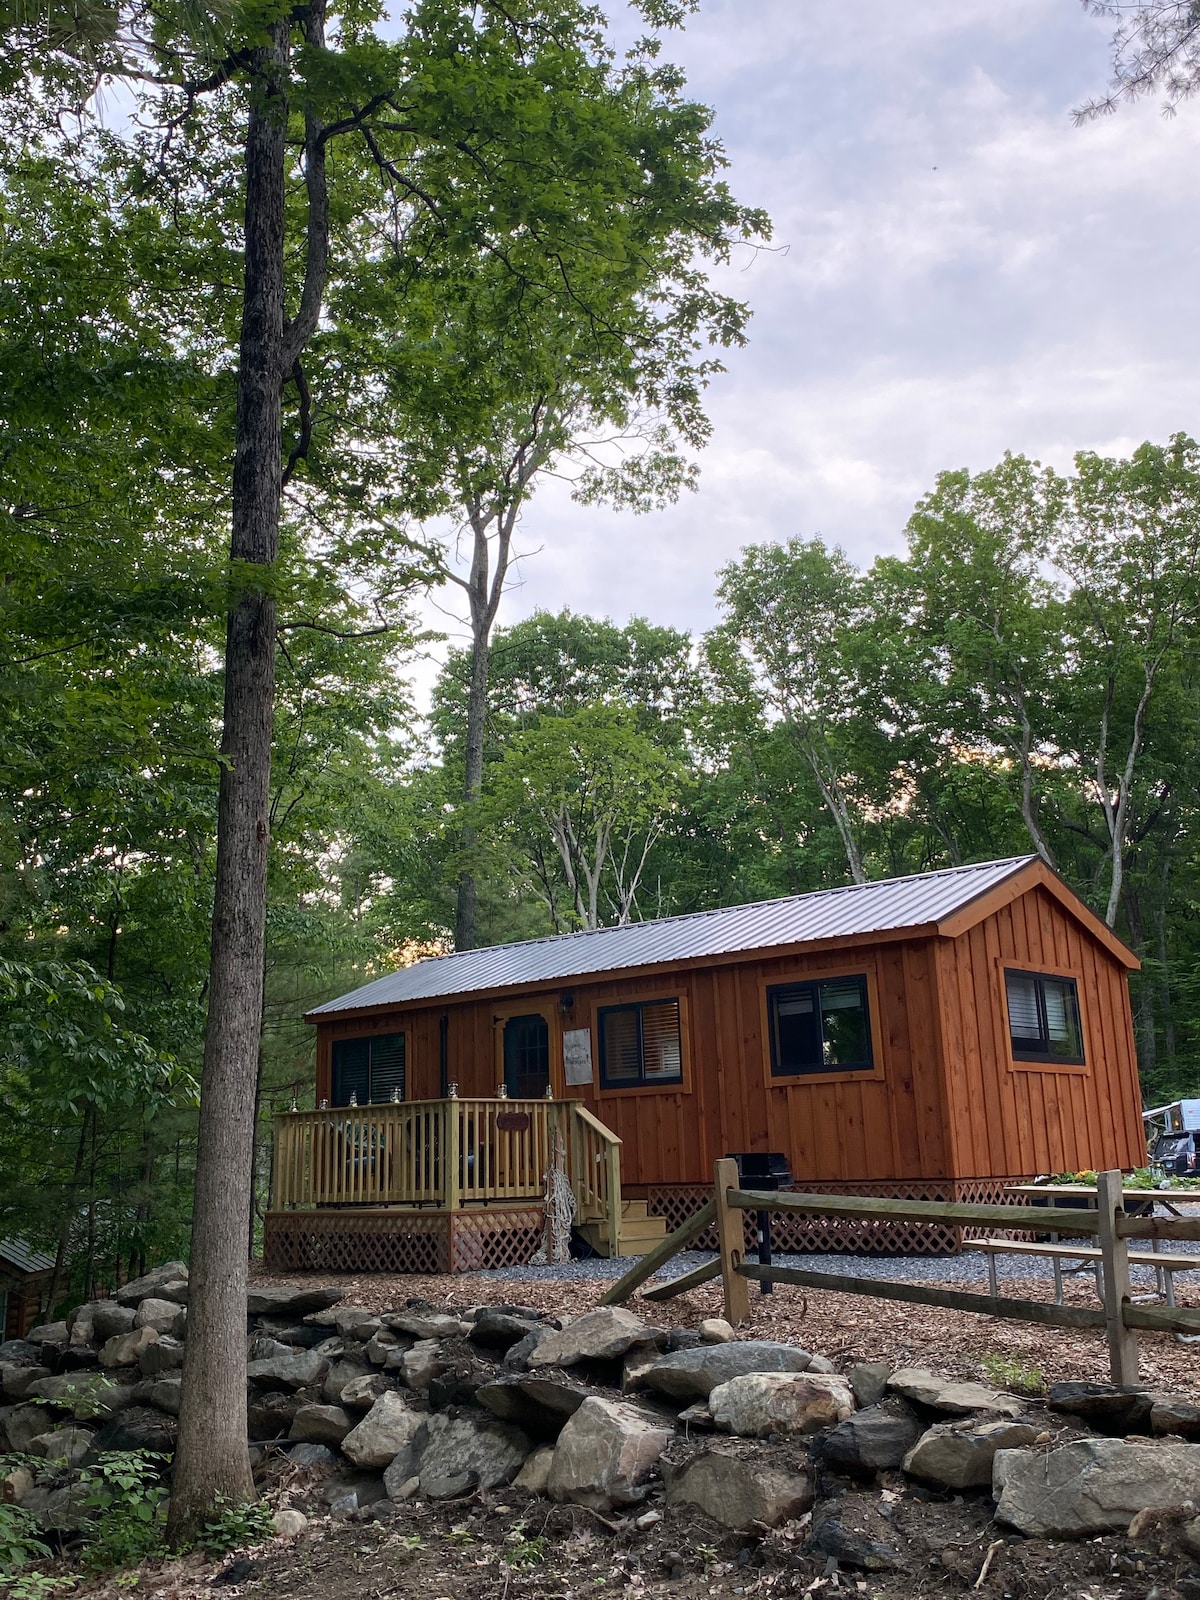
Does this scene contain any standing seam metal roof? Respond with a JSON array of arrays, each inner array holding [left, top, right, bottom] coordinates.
[[0, 1237, 55, 1275], [309, 855, 1039, 1016]]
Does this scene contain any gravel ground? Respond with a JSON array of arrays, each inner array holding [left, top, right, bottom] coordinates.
[[475, 1240, 1200, 1290]]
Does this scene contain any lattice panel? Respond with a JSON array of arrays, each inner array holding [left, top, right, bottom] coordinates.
[[642, 1178, 1033, 1258], [264, 1211, 450, 1275], [451, 1208, 544, 1273]]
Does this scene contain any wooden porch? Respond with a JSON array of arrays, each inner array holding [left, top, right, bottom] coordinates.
[[264, 1096, 666, 1274]]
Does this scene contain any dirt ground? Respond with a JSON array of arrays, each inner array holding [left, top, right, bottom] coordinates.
[[58, 1266, 1200, 1600]]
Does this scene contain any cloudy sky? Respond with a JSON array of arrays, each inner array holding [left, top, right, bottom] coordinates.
[[426, 1, 1200, 664]]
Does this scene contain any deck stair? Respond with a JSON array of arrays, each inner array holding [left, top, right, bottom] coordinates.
[[576, 1199, 669, 1259]]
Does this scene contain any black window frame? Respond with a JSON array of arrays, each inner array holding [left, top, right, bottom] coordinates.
[[767, 974, 875, 1078], [598, 998, 684, 1090], [331, 1032, 406, 1106], [1004, 969, 1085, 1066]]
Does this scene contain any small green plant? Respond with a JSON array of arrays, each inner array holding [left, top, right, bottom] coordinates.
[[78, 1451, 168, 1573], [0, 1503, 52, 1577], [503, 1528, 546, 1568], [193, 1498, 275, 1557], [981, 1352, 1046, 1395], [5, 1573, 76, 1600]]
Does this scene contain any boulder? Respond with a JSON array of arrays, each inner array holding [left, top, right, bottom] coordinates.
[[664, 1444, 813, 1530], [246, 1349, 330, 1392], [83, 1406, 177, 1458], [273, 1508, 308, 1538], [807, 1510, 901, 1571], [0, 1340, 43, 1365], [365, 1330, 404, 1365], [994, 1438, 1200, 1537], [2, 1465, 35, 1504], [1047, 1381, 1156, 1436], [475, 1374, 588, 1439], [643, 1342, 815, 1403], [887, 1368, 1022, 1418], [417, 1412, 532, 1498], [28, 1321, 69, 1348], [68, 1302, 102, 1347], [133, 1377, 183, 1417], [133, 1298, 181, 1334], [115, 1262, 189, 1307], [1151, 1397, 1200, 1440], [289, 1442, 338, 1469], [502, 1328, 552, 1371], [245, 1286, 342, 1318], [818, 1401, 923, 1477], [247, 1391, 302, 1441], [666, 1328, 704, 1351], [19, 1481, 92, 1534], [470, 1308, 544, 1351], [399, 1340, 451, 1393], [28, 1426, 93, 1466], [100, 1326, 159, 1369], [289, 1404, 352, 1446], [847, 1362, 891, 1409], [249, 1336, 294, 1364], [622, 1350, 660, 1393], [5, 1405, 54, 1453], [528, 1308, 662, 1369], [710, 1373, 855, 1439], [903, 1419, 1040, 1490], [139, 1336, 185, 1377], [698, 1318, 735, 1345], [1, 1363, 50, 1400], [546, 1396, 674, 1510], [92, 1303, 137, 1342], [340, 1373, 395, 1411], [513, 1444, 555, 1494], [341, 1391, 424, 1471], [385, 1312, 464, 1341], [25, 1373, 85, 1409], [323, 1357, 373, 1405]]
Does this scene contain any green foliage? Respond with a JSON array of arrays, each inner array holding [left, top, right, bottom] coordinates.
[[77, 1452, 168, 1573], [980, 1352, 1046, 1396], [192, 1498, 275, 1557], [502, 1528, 547, 1568], [0, 1504, 51, 1577], [3, 1573, 76, 1600]]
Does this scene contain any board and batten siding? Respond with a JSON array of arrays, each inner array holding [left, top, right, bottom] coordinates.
[[933, 883, 1144, 1180]]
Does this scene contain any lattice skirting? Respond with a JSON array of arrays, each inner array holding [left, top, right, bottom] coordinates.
[[264, 1206, 545, 1276], [634, 1178, 1033, 1258]]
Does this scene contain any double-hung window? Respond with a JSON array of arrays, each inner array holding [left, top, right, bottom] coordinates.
[[1005, 971, 1084, 1065], [331, 1033, 406, 1105], [599, 999, 683, 1088], [768, 975, 873, 1077]]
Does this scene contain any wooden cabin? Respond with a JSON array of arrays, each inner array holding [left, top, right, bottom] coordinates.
[[0, 1238, 54, 1339], [265, 856, 1145, 1273]]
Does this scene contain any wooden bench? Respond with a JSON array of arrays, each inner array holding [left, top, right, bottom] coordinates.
[[966, 1237, 1200, 1308]]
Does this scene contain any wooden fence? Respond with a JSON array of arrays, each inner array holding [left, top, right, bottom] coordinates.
[[602, 1160, 1200, 1384]]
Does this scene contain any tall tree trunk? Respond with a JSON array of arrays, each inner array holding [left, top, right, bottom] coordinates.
[[168, 23, 288, 1541], [454, 629, 490, 951]]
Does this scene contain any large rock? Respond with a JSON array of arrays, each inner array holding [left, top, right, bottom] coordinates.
[[133, 1298, 181, 1334], [92, 1303, 137, 1342], [364, 1330, 405, 1365], [818, 1402, 923, 1477], [246, 1349, 330, 1392], [1151, 1397, 1200, 1440], [513, 1444, 555, 1494], [710, 1373, 855, 1439], [133, 1377, 183, 1417], [529, 1308, 661, 1370], [807, 1509, 901, 1572], [341, 1391, 424, 1471], [903, 1419, 1040, 1490], [5, 1405, 54, 1453], [994, 1438, 1200, 1537], [0, 1340, 43, 1366], [28, 1427, 94, 1467], [289, 1404, 352, 1446], [1047, 1382, 1156, 1436], [19, 1482, 92, 1534], [28, 1321, 69, 1348], [140, 1336, 185, 1377], [847, 1362, 890, 1409], [664, 1444, 813, 1530], [247, 1391, 302, 1440], [547, 1397, 673, 1510], [398, 1340, 451, 1393], [886, 1369, 1022, 1418], [83, 1407, 177, 1459], [475, 1375, 589, 1439], [0, 1364, 50, 1400], [100, 1326, 158, 1369], [502, 1327, 553, 1371], [324, 1357, 372, 1405], [340, 1373, 395, 1411], [246, 1286, 342, 1318], [643, 1342, 815, 1403], [417, 1412, 532, 1498], [385, 1311, 464, 1341], [470, 1308, 544, 1352], [115, 1262, 188, 1307]]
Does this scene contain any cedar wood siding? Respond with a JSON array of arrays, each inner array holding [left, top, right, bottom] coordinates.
[[315, 935, 951, 1188], [933, 882, 1144, 1179]]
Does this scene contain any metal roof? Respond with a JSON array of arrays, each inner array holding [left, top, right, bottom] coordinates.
[[0, 1237, 55, 1275], [310, 855, 1039, 1016]]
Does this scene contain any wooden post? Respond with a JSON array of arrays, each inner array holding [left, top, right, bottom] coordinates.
[[714, 1158, 750, 1326], [444, 1099, 461, 1214], [1097, 1168, 1139, 1385], [606, 1138, 623, 1259]]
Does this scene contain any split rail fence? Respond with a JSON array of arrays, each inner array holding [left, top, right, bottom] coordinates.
[[601, 1160, 1200, 1384]]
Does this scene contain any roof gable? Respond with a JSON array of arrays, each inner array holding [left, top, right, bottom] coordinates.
[[308, 855, 1131, 1017]]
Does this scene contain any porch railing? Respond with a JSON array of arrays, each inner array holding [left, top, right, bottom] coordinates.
[[270, 1097, 622, 1247]]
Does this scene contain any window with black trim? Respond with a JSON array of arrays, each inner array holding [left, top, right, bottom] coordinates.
[[332, 1033, 406, 1104], [599, 999, 682, 1088], [768, 976, 873, 1077], [1005, 970, 1084, 1064]]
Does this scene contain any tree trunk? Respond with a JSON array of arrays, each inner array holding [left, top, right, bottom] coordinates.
[[168, 23, 288, 1542], [454, 629, 490, 951]]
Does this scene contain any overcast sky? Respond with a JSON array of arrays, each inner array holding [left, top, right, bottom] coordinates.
[[422, 1, 1200, 670]]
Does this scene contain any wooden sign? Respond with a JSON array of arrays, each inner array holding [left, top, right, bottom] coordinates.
[[496, 1111, 531, 1132], [564, 1028, 593, 1086]]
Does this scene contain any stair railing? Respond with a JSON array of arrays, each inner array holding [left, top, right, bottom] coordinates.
[[566, 1103, 622, 1254]]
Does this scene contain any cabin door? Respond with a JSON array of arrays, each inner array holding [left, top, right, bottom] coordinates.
[[501, 1013, 551, 1100]]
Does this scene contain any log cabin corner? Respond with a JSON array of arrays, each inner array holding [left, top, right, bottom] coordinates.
[[264, 855, 1145, 1275]]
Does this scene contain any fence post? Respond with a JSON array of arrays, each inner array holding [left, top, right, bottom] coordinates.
[[714, 1158, 750, 1326], [445, 1099, 461, 1214], [1097, 1168, 1139, 1385]]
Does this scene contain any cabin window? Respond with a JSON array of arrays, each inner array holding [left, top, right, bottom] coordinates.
[[768, 976, 873, 1077], [1005, 970, 1084, 1064], [598, 999, 683, 1088], [331, 1033, 406, 1105]]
